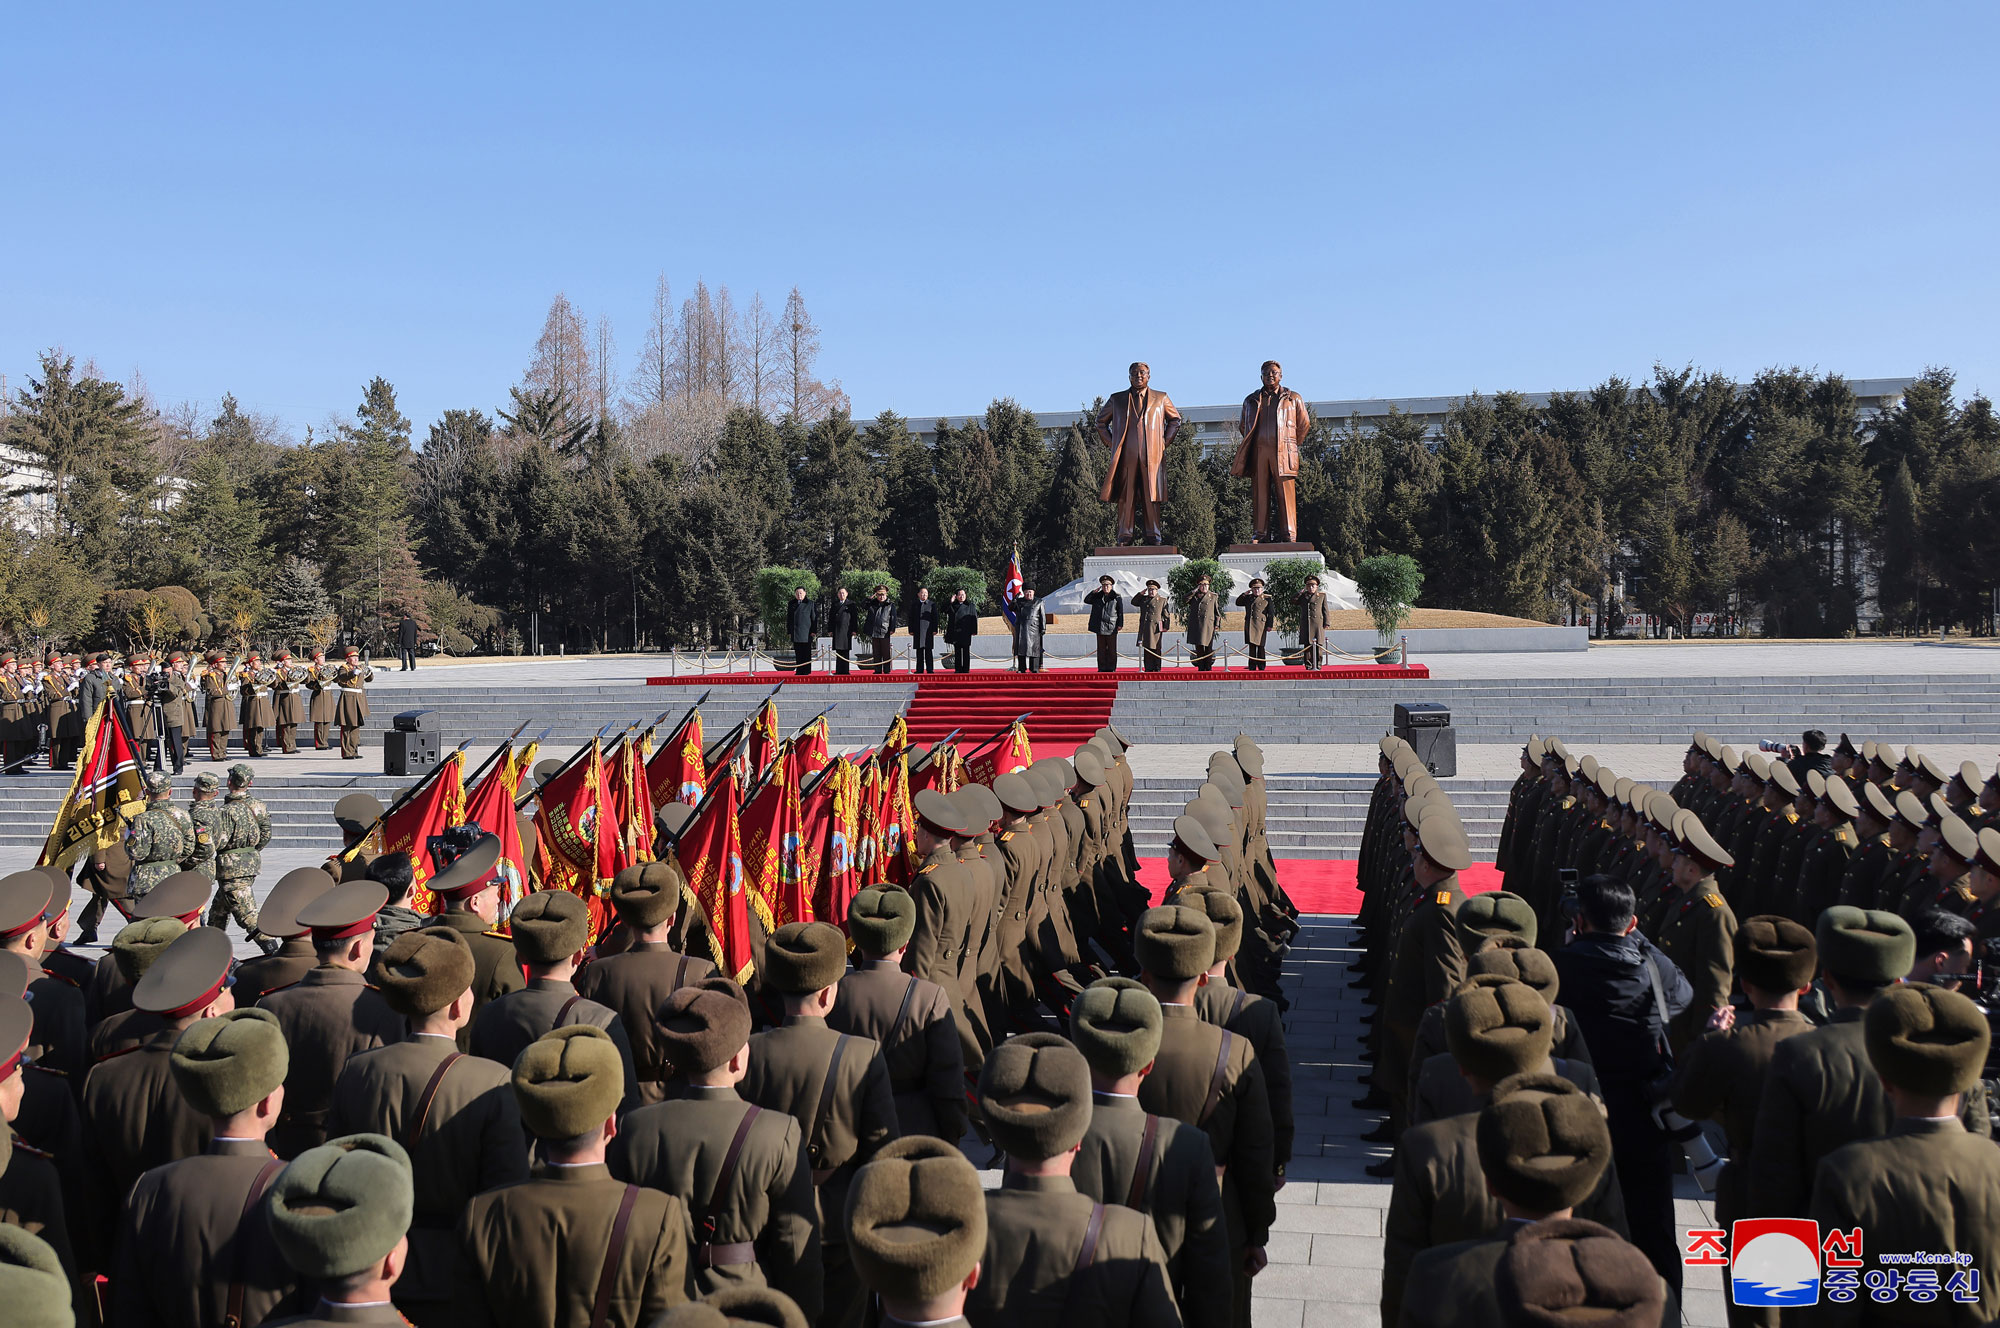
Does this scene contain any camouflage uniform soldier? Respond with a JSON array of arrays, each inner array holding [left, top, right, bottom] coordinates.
[[124, 772, 193, 903], [213, 763, 272, 945], [185, 771, 227, 883]]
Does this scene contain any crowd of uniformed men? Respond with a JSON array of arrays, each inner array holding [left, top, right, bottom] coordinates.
[[0, 722, 1310, 1328], [0, 646, 375, 776], [1353, 729, 2000, 1326]]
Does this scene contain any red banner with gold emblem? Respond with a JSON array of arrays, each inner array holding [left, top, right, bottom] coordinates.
[[464, 749, 528, 914], [381, 751, 467, 914], [676, 764, 754, 983], [646, 710, 705, 809]]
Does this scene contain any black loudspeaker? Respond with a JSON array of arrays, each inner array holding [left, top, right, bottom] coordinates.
[[1393, 702, 1456, 777], [384, 728, 441, 776]]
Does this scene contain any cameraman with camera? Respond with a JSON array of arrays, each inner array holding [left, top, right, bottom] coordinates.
[[1553, 872, 1692, 1294]]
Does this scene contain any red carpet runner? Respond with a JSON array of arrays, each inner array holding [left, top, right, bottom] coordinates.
[[904, 672, 1120, 747], [1136, 858, 1503, 914]]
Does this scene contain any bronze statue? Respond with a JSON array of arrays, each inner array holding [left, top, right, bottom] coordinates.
[[1095, 362, 1183, 546], [1232, 360, 1312, 543]]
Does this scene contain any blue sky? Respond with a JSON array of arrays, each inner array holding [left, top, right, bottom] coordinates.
[[4, 3, 1995, 438]]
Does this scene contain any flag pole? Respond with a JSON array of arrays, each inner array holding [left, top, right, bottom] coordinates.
[[462, 722, 529, 789], [340, 739, 473, 861]]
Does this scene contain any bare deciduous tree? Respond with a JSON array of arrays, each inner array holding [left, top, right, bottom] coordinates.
[[781, 287, 847, 422], [739, 292, 782, 417], [524, 293, 596, 418]]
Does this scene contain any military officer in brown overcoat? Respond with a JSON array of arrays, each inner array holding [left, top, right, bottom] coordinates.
[[307, 647, 339, 749], [1297, 576, 1329, 668], [827, 887, 965, 1142], [1069, 978, 1231, 1328], [237, 651, 273, 758], [80, 928, 237, 1237], [1184, 889, 1295, 1180], [1130, 580, 1171, 673], [256, 882, 406, 1157], [845, 1136, 983, 1328], [1232, 362, 1312, 545], [198, 653, 234, 763], [325, 927, 528, 1327], [1669, 914, 1816, 1328], [0, 992, 77, 1304], [334, 646, 373, 760], [902, 792, 980, 1057], [1233, 577, 1274, 670], [970, 1034, 1182, 1327], [1654, 811, 1738, 1052], [738, 921, 897, 1328], [1808, 983, 2000, 1325], [113, 1006, 297, 1327], [425, 836, 524, 1047], [575, 860, 716, 1104], [612, 979, 820, 1317], [1397, 1075, 1669, 1328], [467, 889, 637, 1110], [455, 1026, 690, 1327], [233, 867, 335, 1004], [260, 1133, 416, 1326], [1133, 905, 1274, 1328], [1181, 574, 1220, 671], [1094, 362, 1183, 546], [1378, 812, 1470, 1142], [986, 773, 1046, 1031]]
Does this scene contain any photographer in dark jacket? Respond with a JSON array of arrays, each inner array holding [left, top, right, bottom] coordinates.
[[786, 587, 817, 675], [944, 589, 978, 673], [827, 586, 857, 674], [1782, 729, 1833, 785], [908, 586, 938, 674], [1553, 872, 1693, 1293], [1082, 575, 1126, 672]]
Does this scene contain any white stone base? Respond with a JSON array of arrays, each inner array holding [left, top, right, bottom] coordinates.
[[1077, 551, 1189, 602], [1217, 550, 1363, 609]]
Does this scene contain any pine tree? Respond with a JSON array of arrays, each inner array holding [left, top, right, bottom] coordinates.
[[1159, 424, 1215, 558], [1034, 414, 1115, 590], [792, 411, 886, 583], [164, 451, 265, 596], [263, 556, 336, 647]]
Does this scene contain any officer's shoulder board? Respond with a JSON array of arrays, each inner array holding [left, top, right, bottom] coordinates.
[[1703, 893, 1722, 909], [1434, 891, 1451, 906], [1785, 809, 1799, 823], [482, 927, 514, 941], [999, 831, 1015, 842]]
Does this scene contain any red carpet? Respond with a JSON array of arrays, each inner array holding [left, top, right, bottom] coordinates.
[[1136, 858, 1504, 914], [644, 662, 1428, 686], [904, 672, 1119, 747]]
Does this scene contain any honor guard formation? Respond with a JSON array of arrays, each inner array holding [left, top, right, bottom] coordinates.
[[1354, 730, 2000, 1326], [0, 722, 1315, 1328]]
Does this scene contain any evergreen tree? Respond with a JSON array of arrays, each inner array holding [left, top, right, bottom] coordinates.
[[792, 410, 886, 583], [1034, 413, 1115, 590], [165, 451, 265, 595], [1159, 424, 1215, 558], [263, 556, 336, 646]]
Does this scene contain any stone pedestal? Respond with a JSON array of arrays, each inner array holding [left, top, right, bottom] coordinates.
[[1080, 549, 1188, 601], [1216, 547, 1363, 608]]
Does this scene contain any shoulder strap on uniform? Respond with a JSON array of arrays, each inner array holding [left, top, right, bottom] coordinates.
[[1125, 1114, 1162, 1211], [1199, 1030, 1236, 1127], [405, 1052, 464, 1151], [555, 993, 584, 1027], [674, 954, 690, 990], [1061, 1200, 1106, 1325], [806, 1034, 852, 1173], [1228, 986, 1249, 1024], [223, 1157, 285, 1328], [699, 1105, 763, 1241], [589, 1183, 642, 1328], [886, 977, 921, 1050]]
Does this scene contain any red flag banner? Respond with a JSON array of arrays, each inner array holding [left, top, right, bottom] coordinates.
[[911, 743, 958, 795], [380, 752, 467, 913], [534, 741, 604, 902], [792, 716, 830, 781], [963, 721, 1035, 786], [879, 713, 909, 763], [38, 698, 147, 871], [812, 758, 862, 929], [1001, 546, 1024, 626], [880, 749, 915, 884], [464, 748, 529, 914], [739, 748, 791, 932], [625, 735, 656, 865], [646, 711, 705, 809], [749, 698, 781, 783], [677, 765, 754, 983]]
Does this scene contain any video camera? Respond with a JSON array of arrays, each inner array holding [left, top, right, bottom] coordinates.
[[425, 822, 486, 873], [142, 669, 174, 704]]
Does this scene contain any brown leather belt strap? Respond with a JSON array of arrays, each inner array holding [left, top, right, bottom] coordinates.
[[223, 1157, 284, 1328], [1060, 1200, 1106, 1318], [1199, 1030, 1235, 1127], [694, 1240, 758, 1268], [674, 954, 690, 990], [589, 1184, 641, 1328], [1126, 1113, 1161, 1212], [1228, 986, 1249, 1024], [886, 977, 920, 1049], [698, 1105, 763, 1241], [556, 993, 584, 1027], [805, 1034, 851, 1173], [405, 1052, 464, 1151]]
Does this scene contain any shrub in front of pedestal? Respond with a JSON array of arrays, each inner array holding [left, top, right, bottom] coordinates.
[[839, 570, 901, 604], [1166, 559, 1233, 612], [1260, 555, 1328, 638], [1356, 554, 1424, 644]]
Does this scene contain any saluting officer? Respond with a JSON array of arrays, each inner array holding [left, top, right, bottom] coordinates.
[[1234, 577, 1273, 670], [612, 979, 821, 1318], [325, 926, 528, 1327]]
